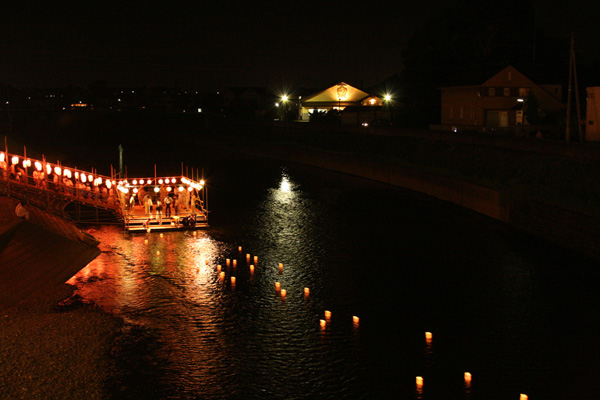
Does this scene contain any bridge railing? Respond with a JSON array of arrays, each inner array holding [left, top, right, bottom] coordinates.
[[0, 150, 208, 224]]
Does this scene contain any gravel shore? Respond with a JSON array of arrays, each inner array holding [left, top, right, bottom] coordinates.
[[0, 284, 122, 399]]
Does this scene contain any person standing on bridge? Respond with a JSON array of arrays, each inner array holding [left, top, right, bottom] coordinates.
[[156, 199, 163, 225], [163, 194, 172, 218], [145, 195, 153, 217]]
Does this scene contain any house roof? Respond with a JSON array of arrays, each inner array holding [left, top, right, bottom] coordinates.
[[301, 82, 370, 104]]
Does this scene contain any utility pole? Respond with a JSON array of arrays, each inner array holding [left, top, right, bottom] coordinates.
[[566, 32, 583, 142], [118, 144, 124, 176]]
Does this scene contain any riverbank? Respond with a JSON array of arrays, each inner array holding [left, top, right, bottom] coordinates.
[[0, 284, 121, 399], [0, 196, 121, 399]]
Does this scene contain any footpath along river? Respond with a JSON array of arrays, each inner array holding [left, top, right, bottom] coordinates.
[[68, 151, 600, 399]]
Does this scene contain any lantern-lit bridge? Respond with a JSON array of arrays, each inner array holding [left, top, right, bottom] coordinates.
[[0, 149, 208, 232]]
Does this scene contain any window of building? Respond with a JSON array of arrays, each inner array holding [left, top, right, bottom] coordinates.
[[459, 106, 464, 120], [519, 88, 530, 97], [488, 88, 495, 96], [503, 88, 511, 96]]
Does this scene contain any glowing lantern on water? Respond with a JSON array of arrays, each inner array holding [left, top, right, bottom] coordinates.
[[464, 372, 472, 386], [275, 282, 281, 290], [520, 395, 528, 400], [304, 287, 310, 296], [280, 289, 287, 298], [231, 276, 236, 285], [324, 310, 332, 320], [193, 231, 197, 236], [217, 265, 222, 272], [144, 239, 148, 244], [353, 316, 360, 325], [160, 233, 163, 238], [254, 256, 258, 264], [156, 251, 160, 256], [226, 259, 230, 267], [219, 272, 225, 281], [425, 332, 433, 341], [416, 376, 423, 389], [249, 265, 254, 273], [147, 228, 151, 233], [233, 259, 237, 267], [278, 263, 283, 272], [320, 319, 326, 329]]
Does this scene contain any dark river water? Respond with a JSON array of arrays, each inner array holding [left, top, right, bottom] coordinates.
[[67, 151, 600, 399]]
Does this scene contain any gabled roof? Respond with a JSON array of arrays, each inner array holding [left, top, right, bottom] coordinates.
[[301, 82, 370, 103]]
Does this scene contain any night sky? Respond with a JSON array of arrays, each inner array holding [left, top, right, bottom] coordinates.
[[0, 0, 598, 90]]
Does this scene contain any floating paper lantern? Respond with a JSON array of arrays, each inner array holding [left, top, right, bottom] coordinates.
[[320, 319, 326, 329], [353, 316, 360, 325], [226, 259, 230, 267], [219, 272, 225, 280], [156, 251, 160, 256], [425, 332, 432, 341], [217, 265, 222, 272], [144, 239, 148, 244], [304, 287, 310, 296], [464, 372, 472, 386], [275, 282, 281, 290], [280, 289, 286, 297], [231, 276, 236, 285], [233, 259, 237, 267], [253, 256, 258, 264], [416, 376, 423, 389], [520, 395, 528, 400], [324, 310, 332, 319], [249, 265, 254, 273]]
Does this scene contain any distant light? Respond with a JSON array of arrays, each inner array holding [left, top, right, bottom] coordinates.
[[384, 94, 392, 101], [281, 95, 288, 102], [362, 122, 369, 127], [275, 102, 279, 107], [198, 108, 202, 113], [517, 98, 524, 102]]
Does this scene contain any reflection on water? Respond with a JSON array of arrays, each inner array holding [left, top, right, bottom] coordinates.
[[68, 158, 600, 399]]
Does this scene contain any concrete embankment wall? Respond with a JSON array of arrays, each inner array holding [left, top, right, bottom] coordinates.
[[242, 144, 600, 259], [0, 197, 100, 310]]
